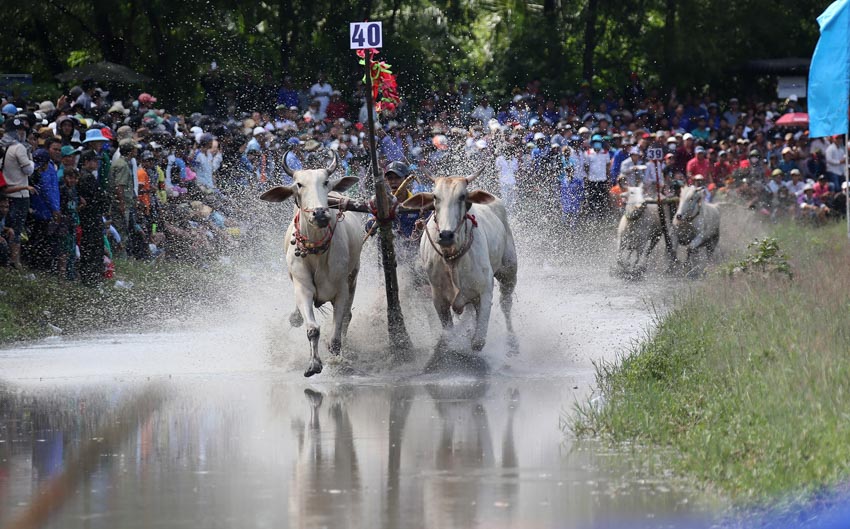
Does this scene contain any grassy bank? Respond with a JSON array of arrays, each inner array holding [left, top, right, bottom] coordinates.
[[0, 259, 227, 344], [574, 221, 850, 502]]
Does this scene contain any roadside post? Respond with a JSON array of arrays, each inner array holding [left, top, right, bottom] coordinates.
[[350, 21, 412, 354]]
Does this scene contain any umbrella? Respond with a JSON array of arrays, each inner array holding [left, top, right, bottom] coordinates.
[[774, 112, 809, 127], [56, 61, 151, 84]]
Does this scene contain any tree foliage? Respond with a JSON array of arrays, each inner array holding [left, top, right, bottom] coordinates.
[[0, 0, 824, 110]]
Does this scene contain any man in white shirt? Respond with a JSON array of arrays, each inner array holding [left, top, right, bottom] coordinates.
[[470, 97, 495, 126], [784, 168, 805, 196], [309, 73, 333, 116], [825, 135, 846, 191], [619, 146, 643, 186], [584, 134, 611, 219]]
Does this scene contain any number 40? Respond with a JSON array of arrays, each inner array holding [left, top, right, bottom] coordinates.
[[350, 22, 382, 49]]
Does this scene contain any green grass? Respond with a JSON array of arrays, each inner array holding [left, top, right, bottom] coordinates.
[[573, 221, 850, 503], [0, 259, 227, 344]]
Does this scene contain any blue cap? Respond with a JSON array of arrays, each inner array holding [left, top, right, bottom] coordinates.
[[2, 103, 19, 115], [591, 134, 603, 142], [83, 128, 108, 143], [287, 137, 301, 145]]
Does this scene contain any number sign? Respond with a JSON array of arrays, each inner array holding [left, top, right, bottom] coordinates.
[[350, 22, 383, 49], [646, 147, 664, 161]]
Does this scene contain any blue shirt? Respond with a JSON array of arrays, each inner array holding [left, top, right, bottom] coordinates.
[[610, 149, 628, 180], [31, 161, 61, 220], [277, 88, 299, 108]]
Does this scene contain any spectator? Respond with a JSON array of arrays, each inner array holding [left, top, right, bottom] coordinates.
[[673, 133, 694, 174], [28, 139, 62, 270], [807, 150, 826, 180], [785, 168, 805, 196], [619, 146, 643, 186], [191, 134, 222, 189], [813, 174, 831, 201], [713, 150, 733, 184], [584, 134, 610, 220], [470, 97, 495, 126], [309, 73, 333, 116], [777, 147, 797, 176], [57, 168, 81, 279], [686, 146, 710, 183], [76, 149, 106, 282], [325, 91, 349, 120], [723, 98, 740, 126], [797, 183, 828, 224], [276, 76, 300, 109], [110, 139, 138, 244], [1, 114, 35, 268], [825, 135, 846, 191]]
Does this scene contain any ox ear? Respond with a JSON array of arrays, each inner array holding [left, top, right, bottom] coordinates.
[[259, 185, 295, 203], [331, 176, 359, 193], [467, 190, 496, 205], [402, 192, 435, 210]]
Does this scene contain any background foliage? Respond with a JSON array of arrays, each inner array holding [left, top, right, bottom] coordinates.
[[0, 0, 825, 110]]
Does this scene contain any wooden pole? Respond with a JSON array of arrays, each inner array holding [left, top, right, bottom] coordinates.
[[654, 159, 677, 266], [364, 52, 412, 354]]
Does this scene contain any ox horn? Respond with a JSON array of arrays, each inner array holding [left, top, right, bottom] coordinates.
[[466, 167, 484, 183], [326, 151, 340, 174], [281, 149, 296, 177]]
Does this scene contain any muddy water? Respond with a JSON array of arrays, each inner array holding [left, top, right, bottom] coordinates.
[[0, 239, 718, 528]]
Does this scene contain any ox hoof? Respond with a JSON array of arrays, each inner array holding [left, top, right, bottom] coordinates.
[[329, 339, 342, 356], [471, 337, 486, 352], [289, 310, 304, 327], [304, 359, 323, 378]]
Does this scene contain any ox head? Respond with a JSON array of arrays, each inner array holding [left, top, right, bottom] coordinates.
[[259, 151, 358, 228], [674, 185, 704, 225], [624, 186, 647, 221], [402, 168, 495, 247]]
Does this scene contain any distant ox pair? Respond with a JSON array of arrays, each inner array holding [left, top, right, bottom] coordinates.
[[617, 185, 720, 276]]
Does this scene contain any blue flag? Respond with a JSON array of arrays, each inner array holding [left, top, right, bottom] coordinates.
[[809, 0, 850, 138]]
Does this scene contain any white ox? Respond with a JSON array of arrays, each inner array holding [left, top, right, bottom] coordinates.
[[673, 185, 721, 272], [616, 187, 666, 276], [260, 153, 361, 377], [402, 170, 518, 352]]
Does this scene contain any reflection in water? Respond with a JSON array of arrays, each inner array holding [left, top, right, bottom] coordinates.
[[290, 388, 362, 528], [0, 377, 710, 529], [427, 381, 497, 528]]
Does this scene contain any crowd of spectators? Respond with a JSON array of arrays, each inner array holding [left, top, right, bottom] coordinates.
[[1, 73, 848, 279]]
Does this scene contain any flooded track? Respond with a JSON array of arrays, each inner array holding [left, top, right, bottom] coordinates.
[[0, 234, 720, 528]]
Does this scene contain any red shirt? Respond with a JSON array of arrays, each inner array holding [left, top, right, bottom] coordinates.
[[686, 156, 710, 180], [813, 181, 831, 200], [325, 101, 349, 120], [713, 161, 732, 182]]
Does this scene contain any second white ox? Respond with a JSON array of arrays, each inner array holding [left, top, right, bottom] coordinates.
[[260, 153, 361, 377], [673, 185, 721, 271], [616, 187, 667, 276], [402, 170, 518, 352]]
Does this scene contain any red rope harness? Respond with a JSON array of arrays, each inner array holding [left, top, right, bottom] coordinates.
[[291, 209, 344, 257], [425, 213, 478, 262]]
